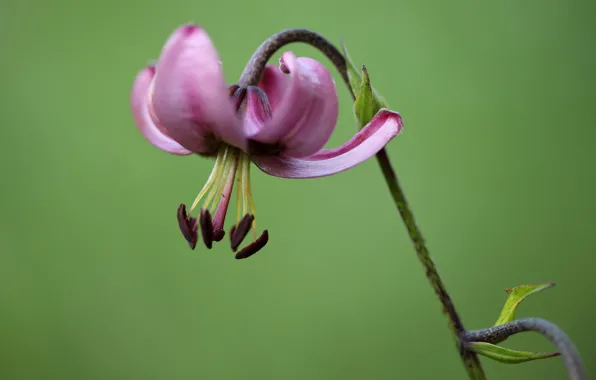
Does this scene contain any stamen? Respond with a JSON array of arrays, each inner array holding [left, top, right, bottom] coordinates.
[[211, 150, 239, 241], [189, 147, 226, 213], [199, 208, 214, 249], [240, 153, 250, 219], [235, 230, 269, 259], [230, 152, 269, 258], [236, 154, 245, 223], [203, 145, 231, 211], [177, 204, 198, 249], [229, 214, 255, 252], [213, 229, 225, 242], [245, 155, 257, 239], [238, 154, 258, 240], [175, 83, 274, 256]]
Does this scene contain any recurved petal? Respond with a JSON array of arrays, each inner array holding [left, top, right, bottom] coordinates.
[[151, 24, 243, 153], [251, 109, 403, 178], [131, 66, 192, 155], [248, 52, 339, 157], [308, 110, 404, 160]]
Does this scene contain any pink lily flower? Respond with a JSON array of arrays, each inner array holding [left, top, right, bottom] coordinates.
[[131, 24, 403, 259]]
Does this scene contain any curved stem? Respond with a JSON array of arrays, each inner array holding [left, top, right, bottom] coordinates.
[[464, 318, 586, 380], [238, 29, 349, 89], [239, 29, 486, 379], [376, 150, 486, 379]]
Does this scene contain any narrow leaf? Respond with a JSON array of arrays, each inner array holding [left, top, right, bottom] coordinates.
[[468, 342, 560, 364], [339, 40, 362, 94], [495, 282, 556, 326], [339, 40, 389, 112]]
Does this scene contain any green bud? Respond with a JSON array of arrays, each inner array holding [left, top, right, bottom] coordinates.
[[468, 342, 560, 364]]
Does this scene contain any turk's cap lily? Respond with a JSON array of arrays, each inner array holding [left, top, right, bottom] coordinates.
[[131, 24, 404, 258]]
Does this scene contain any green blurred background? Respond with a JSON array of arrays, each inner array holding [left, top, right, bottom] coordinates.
[[1, 0, 589, 379]]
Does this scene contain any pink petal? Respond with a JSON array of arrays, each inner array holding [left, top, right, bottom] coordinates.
[[151, 24, 244, 153], [243, 86, 272, 136], [248, 52, 339, 158], [251, 109, 403, 178], [258, 64, 289, 113], [130, 66, 192, 155]]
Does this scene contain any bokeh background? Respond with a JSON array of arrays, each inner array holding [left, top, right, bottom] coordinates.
[[1, 0, 589, 379]]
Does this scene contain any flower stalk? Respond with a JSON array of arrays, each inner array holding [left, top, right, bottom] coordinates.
[[341, 43, 586, 380], [241, 27, 486, 379], [374, 147, 487, 379]]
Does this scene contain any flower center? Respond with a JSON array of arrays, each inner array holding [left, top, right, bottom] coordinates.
[[189, 144, 241, 222], [177, 142, 267, 259]]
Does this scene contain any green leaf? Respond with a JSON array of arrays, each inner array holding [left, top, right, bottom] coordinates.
[[353, 65, 374, 129], [468, 342, 560, 364], [495, 282, 556, 326]]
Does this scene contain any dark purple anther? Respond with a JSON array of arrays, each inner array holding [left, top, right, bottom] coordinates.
[[235, 230, 269, 259], [177, 204, 198, 249], [199, 208, 214, 249], [213, 229, 225, 242], [229, 214, 255, 251]]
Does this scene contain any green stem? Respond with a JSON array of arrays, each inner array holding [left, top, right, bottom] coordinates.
[[374, 148, 486, 379]]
